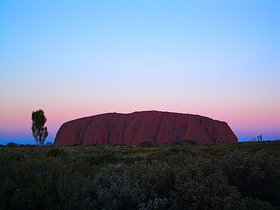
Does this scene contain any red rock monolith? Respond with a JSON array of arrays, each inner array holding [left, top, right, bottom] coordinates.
[[54, 111, 238, 146]]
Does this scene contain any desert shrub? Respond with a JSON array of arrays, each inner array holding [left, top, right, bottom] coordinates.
[[240, 197, 275, 210], [168, 146, 182, 153], [70, 161, 99, 177], [3, 149, 25, 162], [0, 150, 9, 177], [207, 143, 231, 159], [0, 156, 97, 210], [171, 141, 183, 146], [55, 167, 96, 210], [199, 144, 214, 153], [7, 142, 18, 148], [95, 143, 108, 150], [146, 151, 174, 162], [237, 142, 261, 153], [171, 157, 242, 209], [0, 176, 19, 209], [45, 142, 53, 146], [156, 143, 170, 148], [262, 141, 280, 157], [113, 144, 126, 147], [167, 153, 192, 167], [138, 197, 168, 210], [121, 147, 142, 155], [1, 141, 280, 209], [123, 155, 145, 165], [99, 152, 119, 164], [163, 150, 174, 157], [182, 139, 198, 145], [221, 149, 280, 207], [46, 147, 66, 158], [138, 141, 154, 147], [181, 146, 193, 155], [82, 153, 118, 165], [11, 151, 24, 161], [0, 158, 59, 209], [93, 160, 175, 209]]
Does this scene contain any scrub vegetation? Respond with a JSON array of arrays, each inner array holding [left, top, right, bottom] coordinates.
[[1, 140, 280, 210]]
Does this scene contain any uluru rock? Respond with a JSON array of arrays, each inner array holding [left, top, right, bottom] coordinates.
[[54, 111, 238, 146]]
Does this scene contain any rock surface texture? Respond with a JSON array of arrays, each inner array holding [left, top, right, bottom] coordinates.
[[54, 111, 238, 146]]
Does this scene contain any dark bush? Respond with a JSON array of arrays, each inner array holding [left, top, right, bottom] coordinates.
[[123, 155, 145, 165], [169, 146, 182, 153], [45, 142, 53, 146], [146, 152, 167, 162], [1, 141, 280, 209], [171, 158, 242, 209], [93, 160, 174, 209], [7, 142, 18, 148], [2, 150, 24, 161], [46, 147, 66, 158], [156, 143, 170, 147], [182, 139, 198, 145], [82, 153, 118, 165], [113, 144, 126, 147], [221, 149, 280, 207], [95, 143, 108, 150], [171, 141, 183, 146], [167, 153, 191, 167], [241, 198, 275, 210], [207, 143, 231, 159], [138, 141, 154, 147]]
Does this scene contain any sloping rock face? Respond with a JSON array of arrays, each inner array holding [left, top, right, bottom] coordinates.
[[54, 111, 238, 146]]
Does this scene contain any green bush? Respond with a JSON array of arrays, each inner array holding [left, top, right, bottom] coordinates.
[[241, 198, 275, 210], [93, 160, 175, 209], [182, 139, 198, 145], [171, 141, 183, 146], [138, 141, 154, 147], [7, 142, 18, 148], [221, 149, 280, 207], [82, 153, 118, 165], [123, 155, 145, 165], [45, 142, 53, 146], [46, 147, 66, 158], [171, 158, 242, 209], [1, 141, 280, 209]]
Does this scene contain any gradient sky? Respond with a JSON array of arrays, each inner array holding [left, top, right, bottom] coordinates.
[[0, 0, 279, 144]]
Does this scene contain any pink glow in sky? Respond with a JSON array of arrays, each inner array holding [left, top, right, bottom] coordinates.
[[0, 1, 279, 144]]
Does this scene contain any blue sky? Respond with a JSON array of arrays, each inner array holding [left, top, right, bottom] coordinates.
[[0, 0, 279, 144]]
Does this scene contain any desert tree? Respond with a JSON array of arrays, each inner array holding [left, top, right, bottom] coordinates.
[[31, 109, 48, 145]]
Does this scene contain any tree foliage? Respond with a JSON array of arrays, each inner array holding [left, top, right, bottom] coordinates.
[[31, 109, 48, 145]]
